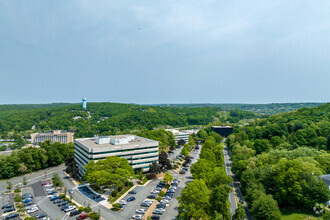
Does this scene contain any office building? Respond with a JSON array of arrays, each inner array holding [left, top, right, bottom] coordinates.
[[167, 129, 190, 145], [74, 135, 159, 177], [211, 125, 233, 137], [31, 130, 74, 144]]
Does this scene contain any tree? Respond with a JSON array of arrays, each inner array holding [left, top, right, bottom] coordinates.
[[190, 159, 215, 186], [251, 194, 281, 220], [84, 156, 135, 189], [6, 181, 12, 191], [210, 184, 232, 220], [159, 151, 172, 170], [23, 176, 27, 185], [178, 179, 210, 220], [149, 162, 161, 174], [233, 203, 246, 220], [163, 172, 173, 184], [88, 211, 100, 220], [178, 139, 186, 146], [180, 147, 189, 157]]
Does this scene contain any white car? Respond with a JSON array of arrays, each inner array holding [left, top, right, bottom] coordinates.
[[64, 205, 76, 212], [161, 199, 169, 204], [155, 208, 165, 212], [143, 199, 152, 204], [27, 207, 38, 213], [135, 209, 145, 214], [151, 190, 160, 194], [44, 184, 53, 187], [26, 204, 37, 210], [169, 186, 177, 190], [46, 188, 55, 191], [131, 215, 143, 220], [119, 200, 127, 205]]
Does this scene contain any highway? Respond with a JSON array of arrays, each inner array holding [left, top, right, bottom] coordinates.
[[223, 145, 252, 219]]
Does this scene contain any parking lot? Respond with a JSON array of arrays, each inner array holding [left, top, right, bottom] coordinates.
[[0, 193, 21, 220]]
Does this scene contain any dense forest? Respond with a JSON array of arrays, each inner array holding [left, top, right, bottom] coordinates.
[[226, 103, 330, 219], [156, 102, 324, 115], [0, 102, 261, 140]]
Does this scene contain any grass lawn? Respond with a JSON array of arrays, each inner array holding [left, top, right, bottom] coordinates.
[[281, 209, 320, 220]]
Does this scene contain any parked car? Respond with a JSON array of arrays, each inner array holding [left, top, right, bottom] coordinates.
[[119, 200, 127, 205], [156, 203, 166, 209], [53, 199, 63, 204], [27, 207, 38, 213], [152, 209, 164, 215], [2, 204, 14, 209], [151, 215, 160, 220], [161, 199, 169, 204], [129, 190, 137, 194], [58, 201, 68, 207], [64, 205, 76, 212], [69, 189, 74, 194], [61, 205, 70, 211], [151, 189, 160, 194], [24, 201, 34, 206], [26, 204, 37, 210], [43, 183, 53, 187], [76, 214, 88, 220], [131, 215, 143, 220], [163, 196, 172, 200], [23, 198, 32, 203], [4, 207, 15, 213], [36, 213, 48, 220], [70, 210, 81, 216], [47, 191, 56, 195], [41, 182, 51, 186], [127, 196, 135, 202], [141, 202, 151, 207], [147, 195, 156, 199], [135, 209, 145, 214], [50, 196, 60, 201], [22, 193, 33, 199], [36, 213, 47, 219], [5, 213, 19, 219]]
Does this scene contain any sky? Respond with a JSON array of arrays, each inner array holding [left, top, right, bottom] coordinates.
[[0, 1, 330, 104]]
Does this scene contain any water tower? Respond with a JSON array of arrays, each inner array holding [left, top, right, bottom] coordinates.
[[82, 98, 87, 109]]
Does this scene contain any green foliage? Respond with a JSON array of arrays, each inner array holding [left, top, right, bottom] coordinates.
[[0, 141, 73, 180], [228, 103, 330, 214], [15, 194, 22, 202], [149, 162, 161, 174], [112, 203, 121, 209], [88, 211, 101, 220], [163, 172, 173, 184], [251, 194, 281, 220], [156, 196, 162, 202], [6, 181, 12, 190], [84, 156, 134, 189], [233, 203, 246, 220], [111, 190, 118, 197], [178, 179, 210, 220], [24, 217, 36, 220], [135, 129, 175, 152], [78, 206, 84, 211], [159, 191, 165, 197], [84, 205, 92, 213], [14, 186, 21, 193], [52, 173, 63, 187], [180, 146, 189, 156]]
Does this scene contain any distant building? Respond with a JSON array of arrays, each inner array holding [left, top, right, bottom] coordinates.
[[211, 125, 233, 137], [31, 130, 74, 144], [74, 135, 159, 177], [166, 129, 189, 145], [82, 98, 87, 109], [319, 174, 330, 207]]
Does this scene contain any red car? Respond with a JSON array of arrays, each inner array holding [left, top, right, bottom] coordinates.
[[76, 214, 88, 220], [41, 182, 51, 186]]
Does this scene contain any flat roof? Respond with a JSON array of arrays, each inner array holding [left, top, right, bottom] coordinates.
[[75, 135, 158, 150], [212, 125, 233, 128]]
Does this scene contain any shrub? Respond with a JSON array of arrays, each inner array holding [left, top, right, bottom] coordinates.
[[14, 194, 22, 202], [59, 194, 66, 199], [16, 203, 24, 209], [113, 203, 121, 209], [84, 205, 92, 213], [14, 187, 21, 193], [156, 197, 162, 202], [78, 206, 84, 211], [89, 211, 101, 220], [159, 191, 165, 197], [24, 217, 35, 220], [111, 190, 118, 197], [111, 207, 121, 211], [147, 173, 156, 179], [165, 185, 170, 189], [128, 182, 134, 187], [118, 186, 123, 192]]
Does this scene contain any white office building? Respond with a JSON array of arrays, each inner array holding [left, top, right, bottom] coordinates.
[[74, 135, 159, 177], [167, 129, 190, 145]]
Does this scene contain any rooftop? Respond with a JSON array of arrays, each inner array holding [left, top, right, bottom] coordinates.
[[212, 125, 233, 128], [75, 135, 158, 150]]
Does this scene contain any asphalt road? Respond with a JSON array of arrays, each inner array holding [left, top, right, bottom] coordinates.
[[223, 146, 252, 220]]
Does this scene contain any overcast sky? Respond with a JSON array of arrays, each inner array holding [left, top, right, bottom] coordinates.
[[1, 1, 329, 104]]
